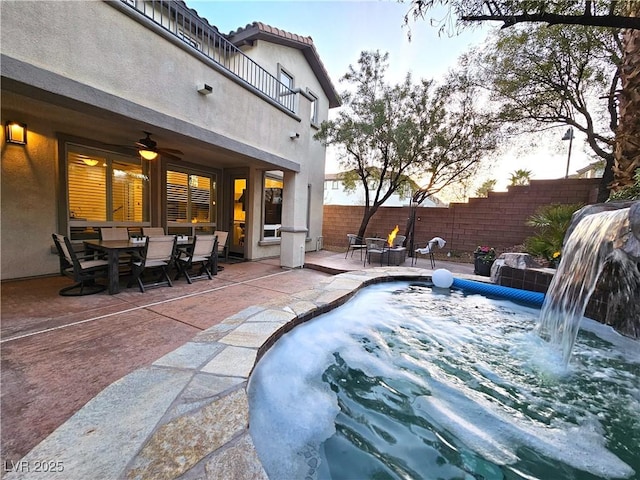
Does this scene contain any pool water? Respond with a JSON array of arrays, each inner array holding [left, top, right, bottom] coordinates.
[[248, 281, 640, 480]]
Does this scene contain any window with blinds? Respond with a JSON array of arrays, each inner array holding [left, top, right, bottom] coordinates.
[[68, 152, 107, 221], [166, 169, 217, 235], [67, 146, 148, 238]]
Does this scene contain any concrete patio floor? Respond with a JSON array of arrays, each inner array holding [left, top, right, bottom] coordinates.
[[0, 250, 474, 477]]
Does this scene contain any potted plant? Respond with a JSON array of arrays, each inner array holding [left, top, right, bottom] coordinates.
[[474, 246, 496, 276]]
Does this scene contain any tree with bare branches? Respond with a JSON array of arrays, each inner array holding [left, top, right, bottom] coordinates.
[[315, 51, 498, 240], [462, 23, 620, 200]]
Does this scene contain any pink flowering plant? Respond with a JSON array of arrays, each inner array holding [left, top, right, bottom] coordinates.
[[474, 245, 496, 264]]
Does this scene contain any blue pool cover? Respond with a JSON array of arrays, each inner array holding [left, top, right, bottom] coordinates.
[[452, 278, 545, 307]]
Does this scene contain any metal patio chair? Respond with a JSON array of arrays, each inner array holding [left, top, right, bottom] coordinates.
[[392, 234, 406, 248], [345, 234, 366, 260], [364, 237, 387, 267], [52, 233, 109, 296], [175, 234, 218, 284], [413, 237, 447, 269], [127, 235, 177, 293]]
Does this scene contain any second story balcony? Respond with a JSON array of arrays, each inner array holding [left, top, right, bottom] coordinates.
[[118, 0, 296, 113]]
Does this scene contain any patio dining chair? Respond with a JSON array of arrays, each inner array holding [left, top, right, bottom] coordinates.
[[345, 234, 366, 260], [100, 227, 130, 241], [99, 227, 136, 269], [127, 235, 177, 293], [52, 233, 109, 296], [213, 230, 229, 270], [175, 235, 218, 284], [142, 227, 166, 237]]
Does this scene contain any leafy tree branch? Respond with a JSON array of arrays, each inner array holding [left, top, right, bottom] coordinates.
[[315, 51, 498, 239]]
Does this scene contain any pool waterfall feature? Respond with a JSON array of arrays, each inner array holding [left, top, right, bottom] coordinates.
[[248, 201, 640, 479], [537, 201, 640, 364]]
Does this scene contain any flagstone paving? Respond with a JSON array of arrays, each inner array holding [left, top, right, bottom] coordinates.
[[1, 252, 475, 479]]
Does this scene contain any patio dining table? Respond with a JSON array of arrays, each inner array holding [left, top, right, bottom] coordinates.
[[84, 238, 193, 294], [83, 240, 144, 294]]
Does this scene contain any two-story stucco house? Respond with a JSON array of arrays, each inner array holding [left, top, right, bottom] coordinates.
[[1, 0, 340, 280]]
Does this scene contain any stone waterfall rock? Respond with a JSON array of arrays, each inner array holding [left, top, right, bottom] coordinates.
[[568, 201, 640, 338], [490, 253, 543, 283]]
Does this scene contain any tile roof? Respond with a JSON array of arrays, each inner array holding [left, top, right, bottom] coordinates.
[[229, 22, 314, 46], [226, 22, 341, 108]]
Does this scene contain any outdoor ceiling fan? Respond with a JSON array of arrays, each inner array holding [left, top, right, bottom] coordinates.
[[135, 131, 184, 160]]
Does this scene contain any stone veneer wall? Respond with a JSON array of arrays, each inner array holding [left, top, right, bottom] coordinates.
[[323, 178, 601, 254], [496, 266, 611, 325]]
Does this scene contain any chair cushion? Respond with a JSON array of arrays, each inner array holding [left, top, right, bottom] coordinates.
[[78, 259, 109, 269], [145, 260, 169, 268]]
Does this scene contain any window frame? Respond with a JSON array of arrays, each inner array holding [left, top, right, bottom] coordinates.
[[277, 64, 296, 112], [261, 170, 284, 242], [165, 165, 218, 237], [307, 89, 319, 127], [62, 141, 150, 240], [278, 65, 294, 91]]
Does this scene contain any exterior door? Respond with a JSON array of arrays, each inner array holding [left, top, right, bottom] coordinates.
[[229, 173, 247, 256]]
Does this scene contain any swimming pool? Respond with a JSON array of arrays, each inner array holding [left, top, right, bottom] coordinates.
[[248, 281, 639, 479]]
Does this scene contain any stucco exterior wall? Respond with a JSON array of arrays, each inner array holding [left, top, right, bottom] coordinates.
[[1, 1, 335, 279], [1, 113, 60, 277], [0, 1, 307, 159], [239, 40, 328, 250], [242, 40, 332, 125]]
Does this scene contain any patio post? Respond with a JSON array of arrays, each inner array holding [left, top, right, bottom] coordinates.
[[280, 170, 308, 268]]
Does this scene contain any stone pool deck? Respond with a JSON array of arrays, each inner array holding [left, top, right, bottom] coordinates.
[[3, 255, 478, 479]]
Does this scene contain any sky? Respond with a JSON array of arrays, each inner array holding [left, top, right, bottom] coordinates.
[[188, 1, 594, 197]]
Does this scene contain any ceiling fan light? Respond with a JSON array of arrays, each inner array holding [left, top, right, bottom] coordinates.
[[139, 149, 158, 160]]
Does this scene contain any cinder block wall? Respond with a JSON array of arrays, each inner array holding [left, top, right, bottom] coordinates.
[[323, 178, 601, 254]]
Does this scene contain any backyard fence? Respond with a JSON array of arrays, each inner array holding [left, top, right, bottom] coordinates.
[[322, 178, 601, 256]]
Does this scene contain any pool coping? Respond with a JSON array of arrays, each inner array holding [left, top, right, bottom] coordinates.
[[7, 267, 483, 480]]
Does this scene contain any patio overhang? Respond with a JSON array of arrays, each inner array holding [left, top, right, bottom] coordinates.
[[1, 54, 301, 173]]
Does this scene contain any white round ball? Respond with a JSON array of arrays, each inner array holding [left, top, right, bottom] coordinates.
[[432, 268, 453, 288]]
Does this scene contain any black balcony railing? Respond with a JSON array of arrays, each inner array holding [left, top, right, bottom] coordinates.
[[120, 0, 296, 113]]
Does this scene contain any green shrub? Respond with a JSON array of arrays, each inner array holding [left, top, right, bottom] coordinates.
[[524, 203, 583, 261], [608, 168, 640, 201]]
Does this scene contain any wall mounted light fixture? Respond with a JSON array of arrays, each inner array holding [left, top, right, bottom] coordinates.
[[197, 84, 213, 95], [5, 121, 27, 145]]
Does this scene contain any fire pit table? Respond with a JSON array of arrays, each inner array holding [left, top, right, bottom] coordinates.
[[384, 246, 407, 265], [369, 246, 407, 266]]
